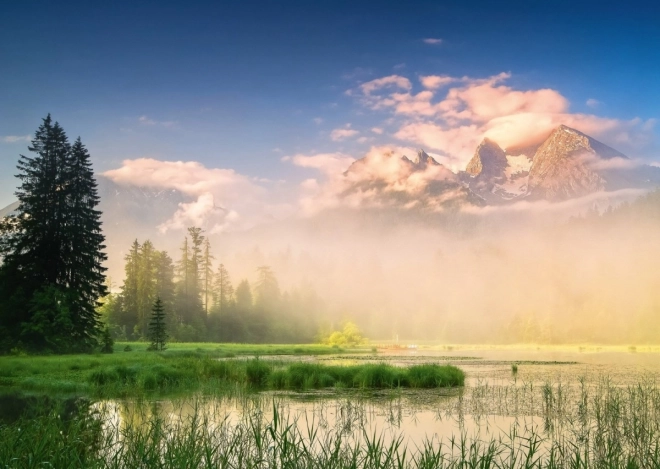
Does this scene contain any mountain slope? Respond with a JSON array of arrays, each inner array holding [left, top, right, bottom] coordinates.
[[526, 125, 618, 200], [0, 201, 20, 219]]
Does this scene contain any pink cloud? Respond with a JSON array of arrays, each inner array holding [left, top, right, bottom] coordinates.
[[349, 71, 655, 167], [419, 75, 455, 90], [359, 75, 412, 96], [330, 124, 359, 141], [283, 152, 355, 175]]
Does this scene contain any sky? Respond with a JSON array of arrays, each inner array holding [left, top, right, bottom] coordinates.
[[1, 0, 659, 219]]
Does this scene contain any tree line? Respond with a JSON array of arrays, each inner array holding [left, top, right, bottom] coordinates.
[[99, 229, 324, 343]]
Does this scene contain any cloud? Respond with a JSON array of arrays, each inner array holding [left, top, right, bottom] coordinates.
[[422, 38, 443, 45], [286, 146, 474, 215], [2, 135, 31, 143], [359, 75, 412, 96], [586, 99, 601, 108], [330, 124, 359, 141], [283, 152, 355, 176], [313, 117, 324, 125], [103, 158, 268, 233], [349, 71, 655, 166], [371, 127, 384, 135], [419, 75, 455, 90], [138, 115, 176, 128]]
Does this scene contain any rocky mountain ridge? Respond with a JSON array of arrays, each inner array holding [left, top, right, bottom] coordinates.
[[457, 124, 660, 204]]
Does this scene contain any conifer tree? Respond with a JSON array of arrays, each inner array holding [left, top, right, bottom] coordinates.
[[154, 250, 175, 316], [0, 115, 107, 352], [136, 240, 157, 336], [148, 297, 167, 351], [174, 227, 205, 332], [119, 240, 141, 336], [213, 263, 234, 314], [201, 238, 214, 316]]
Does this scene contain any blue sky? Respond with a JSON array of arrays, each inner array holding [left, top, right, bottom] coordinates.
[[1, 0, 659, 212]]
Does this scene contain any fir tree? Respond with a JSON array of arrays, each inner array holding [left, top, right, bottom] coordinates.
[[201, 238, 214, 316], [0, 115, 107, 352], [100, 324, 114, 353], [213, 263, 234, 314], [136, 240, 157, 336], [64, 138, 107, 344], [148, 297, 167, 351], [154, 250, 175, 318], [119, 240, 141, 336]]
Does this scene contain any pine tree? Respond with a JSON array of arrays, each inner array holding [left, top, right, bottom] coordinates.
[[213, 263, 234, 314], [148, 297, 167, 351], [174, 227, 205, 333], [119, 240, 141, 336], [64, 138, 107, 344], [100, 324, 114, 353], [154, 250, 175, 316], [235, 279, 253, 312], [0, 115, 107, 352], [201, 238, 214, 316], [136, 240, 157, 336], [255, 265, 280, 310]]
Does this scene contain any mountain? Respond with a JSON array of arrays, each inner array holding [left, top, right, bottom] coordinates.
[[342, 149, 484, 210], [526, 125, 619, 200], [460, 139, 531, 204], [0, 201, 20, 219], [461, 125, 660, 203]]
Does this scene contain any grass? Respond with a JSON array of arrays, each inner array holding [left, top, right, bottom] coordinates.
[[1, 378, 659, 468], [267, 362, 465, 390], [0, 347, 464, 396], [0, 342, 362, 395]]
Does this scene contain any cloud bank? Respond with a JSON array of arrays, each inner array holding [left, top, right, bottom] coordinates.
[[103, 158, 270, 233]]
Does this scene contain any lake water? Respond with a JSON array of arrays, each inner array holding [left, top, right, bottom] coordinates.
[[89, 346, 660, 451]]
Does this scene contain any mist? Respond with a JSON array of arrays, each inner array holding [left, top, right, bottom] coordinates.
[[100, 184, 660, 345]]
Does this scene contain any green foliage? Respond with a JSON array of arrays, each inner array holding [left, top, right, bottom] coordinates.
[[321, 321, 367, 346]]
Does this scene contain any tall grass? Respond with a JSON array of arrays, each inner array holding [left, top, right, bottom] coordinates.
[[1, 378, 659, 468], [0, 352, 464, 397]]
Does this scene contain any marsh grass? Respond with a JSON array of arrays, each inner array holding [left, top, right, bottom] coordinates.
[[0, 352, 464, 397], [0, 342, 366, 396], [267, 363, 464, 391], [1, 378, 659, 468]]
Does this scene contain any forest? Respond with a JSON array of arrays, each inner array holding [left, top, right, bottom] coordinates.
[[99, 231, 325, 343]]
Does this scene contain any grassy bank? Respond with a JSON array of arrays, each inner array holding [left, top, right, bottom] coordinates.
[[0, 347, 463, 396]]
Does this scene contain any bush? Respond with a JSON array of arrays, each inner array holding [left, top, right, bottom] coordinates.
[[321, 321, 367, 347]]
